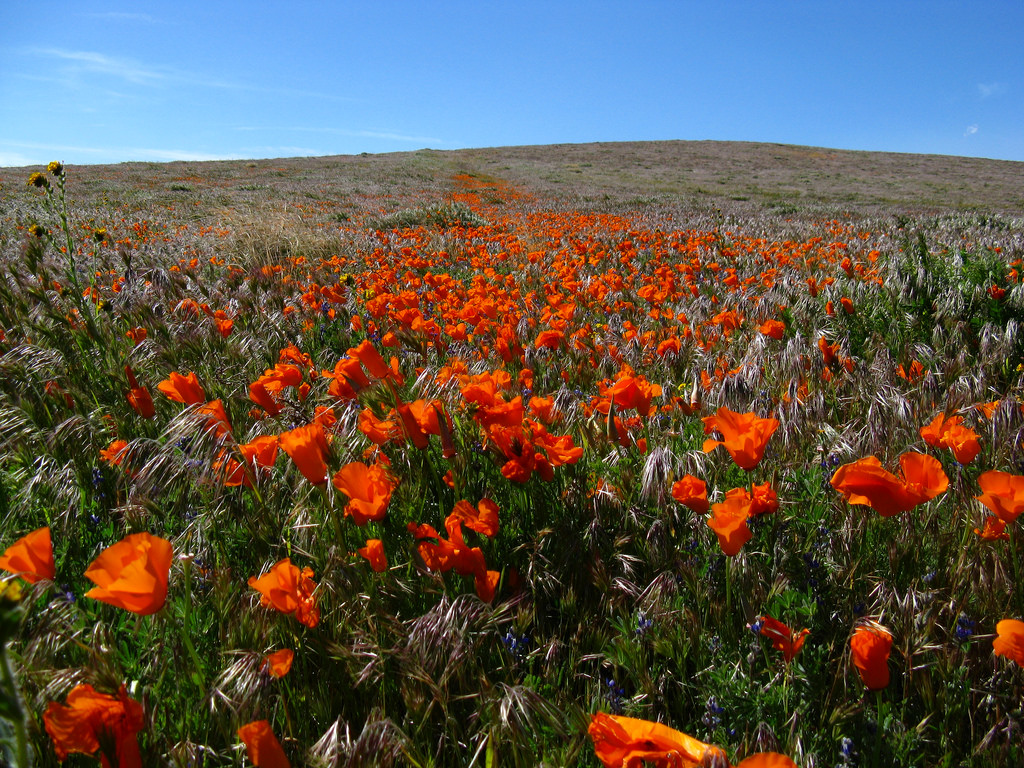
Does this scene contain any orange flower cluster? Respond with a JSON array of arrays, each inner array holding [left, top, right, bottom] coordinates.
[[84, 532, 173, 616], [588, 712, 797, 767], [976, 470, 1024, 522], [920, 412, 981, 464], [831, 453, 948, 517], [757, 615, 809, 663], [707, 484, 779, 556], [702, 407, 779, 471], [850, 622, 893, 690], [248, 558, 320, 628], [0, 526, 55, 584], [44, 684, 144, 768], [410, 499, 502, 602]]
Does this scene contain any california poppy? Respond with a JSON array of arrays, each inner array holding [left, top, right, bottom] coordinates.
[[279, 423, 329, 485], [588, 712, 728, 768], [993, 618, 1024, 666], [264, 649, 294, 679], [671, 475, 709, 514], [758, 319, 786, 340], [124, 366, 155, 419], [238, 720, 291, 768], [332, 461, 397, 525], [44, 684, 144, 768], [357, 539, 388, 572], [100, 439, 129, 466], [702, 407, 779, 471], [195, 399, 233, 440], [248, 558, 319, 628], [976, 470, 1024, 522], [831, 453, 947, 517], [358, 407, 401, 445], [708, 492, 753, 556], [447, 498, 500, 538], [157, 371, 206, 405], [920, 413, 981, 464], [84, 532, 173, 615], [850, 622, 893, 690], [975, 515, 1011, 541], [218, 435, 279, 487], [735, 754, 799, 768], [758, 615, 809, 663], [0, 526, 55, 583]]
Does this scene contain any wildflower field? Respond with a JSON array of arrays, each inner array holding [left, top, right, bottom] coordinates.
[[0, 143, 1023, 767]]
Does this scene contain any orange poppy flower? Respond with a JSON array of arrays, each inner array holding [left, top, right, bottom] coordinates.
[[0, 526, 55, 583], [264, 649, 294, 678], [357, 539, 388, 572], [606, 368, 662, 418], [279, 423, 329, 485], [125, 327, 147, 345], [747, 483, 780, 516], [708, 492, 753, 556], [248, 558, 319, 628], [447, 498, 500, 538], [157, 371, 206, 405], [758, 615, 809, 663], [237, 720, 291, 768], [220, 435, 279, 487], [44, 684, 144, 768], [702, 407, 779, 471], [758, 319, 786, 340], [830, 453, 947, 517], [358, 408, 401, 445], [124, 366, 155, 419], [975, 515, 1010, 541], [896, 360, 926, 382], [84, 532, 172, 615], [331, 461, 397, 525], [735, 754, 799, 768], [920, 413, 980, 464], [195, 399, 233, 439], [976, 470, 1024, 522], [349, 338, 404, 385], [100, 439, 129, 466], [671, 475, 708, 514], [840, 297, 855, 315], [850, 622, 893, 690], [474, 569, 500, 603], [588, 712, 728, 768], [993, 619, 1024, 666]]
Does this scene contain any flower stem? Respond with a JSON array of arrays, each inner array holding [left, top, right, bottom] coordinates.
[[0, 645, 30, 768]]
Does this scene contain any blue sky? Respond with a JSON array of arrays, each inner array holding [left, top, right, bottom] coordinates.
[[2, 1, 1022, 166]]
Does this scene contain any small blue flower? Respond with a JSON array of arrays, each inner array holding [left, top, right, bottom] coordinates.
[[955, 613, 976, 643]]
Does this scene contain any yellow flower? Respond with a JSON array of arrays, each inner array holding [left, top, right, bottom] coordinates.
[[47, 161, 64, 177], [28, 172, 49, 189], [0, 577, 23, 604]]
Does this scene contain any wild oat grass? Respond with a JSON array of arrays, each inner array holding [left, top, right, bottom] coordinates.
[[0, 148, 1022, 767]]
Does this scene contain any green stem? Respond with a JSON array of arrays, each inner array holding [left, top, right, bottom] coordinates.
[[0, 645, 30, 768], [179, 558, 205, 685]]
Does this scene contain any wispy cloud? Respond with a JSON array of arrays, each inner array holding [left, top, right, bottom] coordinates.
[[978, 82, 1005, 98], [964, 124, 979, 137], [0, 139, 243, 164], [0, 151, 35, 168], [24, 48, 352, 101], [29, 48, 167, 85]]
